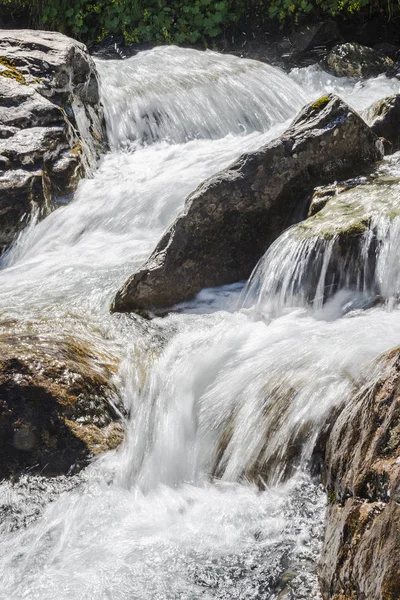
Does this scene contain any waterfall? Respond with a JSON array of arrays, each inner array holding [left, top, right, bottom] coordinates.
[[0, 46, 400, 600], [97, 46, 308, 149], [242, 182, 400, 318]]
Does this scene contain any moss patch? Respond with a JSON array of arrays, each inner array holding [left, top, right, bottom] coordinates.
[[0, 56, 26, 85], [312, 95, 330, 111]]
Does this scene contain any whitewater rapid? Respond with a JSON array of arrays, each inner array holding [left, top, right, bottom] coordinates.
[[0, 46, 400, 599]]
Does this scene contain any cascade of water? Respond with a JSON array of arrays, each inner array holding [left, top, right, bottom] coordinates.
[[97, 46, 309, 149], [242, 182, 400, 318], [0, 46, 400, 600]]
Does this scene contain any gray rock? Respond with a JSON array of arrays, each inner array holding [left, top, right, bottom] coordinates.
[[363, 94, 400, 154], [322, 42, 394, 79], [0, 30, 107, 252], [319, 346, 400, 600], [112, 94, 383, 313]]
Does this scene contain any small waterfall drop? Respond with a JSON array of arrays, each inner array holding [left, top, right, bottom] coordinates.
[[97, 46, 308, 148], [242, 181, 400, 318]]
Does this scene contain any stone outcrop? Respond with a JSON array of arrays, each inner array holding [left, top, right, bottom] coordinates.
[[322, 43, 394, 79], [0, 30, 107, 252], [363, 95, 400, 154], [0, 331, 123, 478], [112, 94, 383, 313], [320, 347, 400, 600]]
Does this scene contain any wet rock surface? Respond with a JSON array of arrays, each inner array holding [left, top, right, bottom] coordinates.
[[0, 30, 107, 253], [113, 94, 383, 313], [0, 329, 123, 479], [320, 347, 400, 600], [322, 42, 395, 79], [363, 94, 400, 154]]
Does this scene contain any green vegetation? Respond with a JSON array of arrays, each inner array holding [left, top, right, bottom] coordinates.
[[0, 0, 399, 45], [312, 95, 330, 110]]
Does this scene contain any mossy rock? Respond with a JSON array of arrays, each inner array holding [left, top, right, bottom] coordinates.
[[0, 330, 124, 479]]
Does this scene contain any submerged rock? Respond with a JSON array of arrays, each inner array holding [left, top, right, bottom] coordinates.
[[0, 30, 107, 252], [322, 42, 394, 79], [363, 94, 400, 154], [0, 332, 123, 478], [320, 347, 400, 600], [112, 94, 383, 313]]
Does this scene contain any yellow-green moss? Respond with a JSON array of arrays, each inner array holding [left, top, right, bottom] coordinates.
[[0, 56, 15, 69], [0, 56, 26, 85], [328, 489, 336, 504], [312, 95, 330, 111]]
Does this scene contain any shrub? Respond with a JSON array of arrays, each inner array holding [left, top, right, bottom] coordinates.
[[0, 0, 398, 45]]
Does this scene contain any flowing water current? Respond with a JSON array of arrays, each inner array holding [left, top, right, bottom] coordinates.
[[1, 46, 400, 599]]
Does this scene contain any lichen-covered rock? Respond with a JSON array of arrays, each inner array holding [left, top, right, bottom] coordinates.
[[322, 43, 394, 79], [319, 347, 400, 600], [112, 94, 383, 313], [0, 30, 107, 253], [363, 95, 400, 154], [0, 331, 123, 478]]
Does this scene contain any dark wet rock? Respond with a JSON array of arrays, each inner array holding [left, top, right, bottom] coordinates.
[[112, 94, 383, 313], [285, 20, 342, 67], [0, 30, 107, 253], [0, 332, 123, 478], [320, 347, 400, 600], [322, 43, 394, 79], [363, 95, 400, 154], [373, 42, 400, 62]]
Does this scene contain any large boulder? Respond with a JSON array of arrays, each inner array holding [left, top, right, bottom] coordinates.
[[320, 347, 400, 600], [363, 95, 400, 154], [0, 330, 123, 478], [0, 30, 107, 252], [112, 94, 383, 313], [322, 43, 394, 79]]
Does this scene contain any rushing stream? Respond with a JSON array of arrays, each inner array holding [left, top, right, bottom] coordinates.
[[1, 46, 400, 599]]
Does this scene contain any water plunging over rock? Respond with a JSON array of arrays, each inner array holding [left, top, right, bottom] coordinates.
[[0, 30, 107, 252], [97, 45, 308, 148], [243, 179, 400, 315], [112, 94, 383, 313]]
